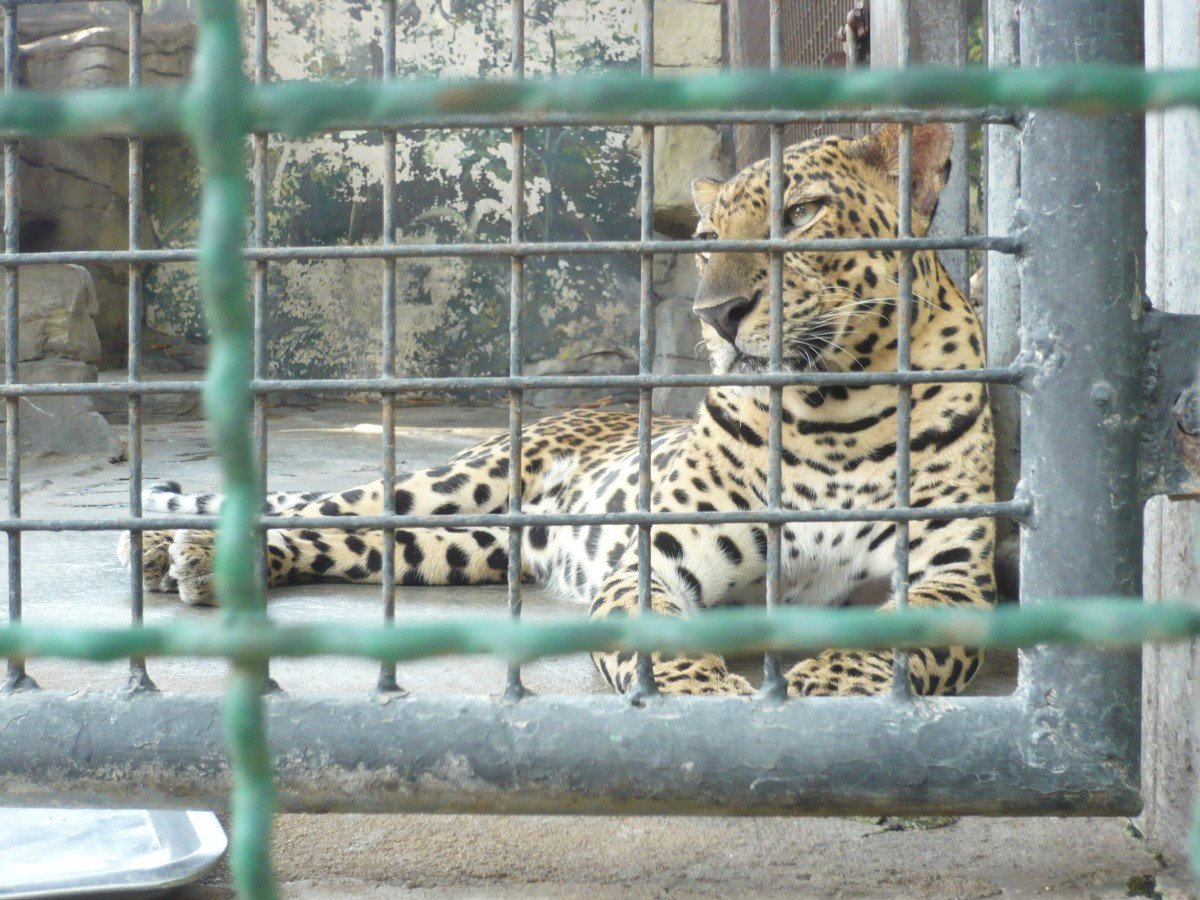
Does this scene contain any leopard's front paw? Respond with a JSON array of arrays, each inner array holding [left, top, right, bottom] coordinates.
[[168, 529, 217, 606], [117, 530, 178, 593], [786, 650, 893, 697], [653, 657, 755, 697]]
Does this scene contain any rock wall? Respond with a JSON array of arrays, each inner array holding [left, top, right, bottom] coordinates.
[[647, 0, 728, 416], [18, 3, 195, 367], [14, 0, 728, 416]]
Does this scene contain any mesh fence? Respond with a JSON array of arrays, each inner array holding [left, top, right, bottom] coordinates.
[[1, 0, 1200, 896]]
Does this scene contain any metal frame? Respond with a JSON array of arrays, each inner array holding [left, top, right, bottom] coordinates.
[[0, 0, 1146, 816]]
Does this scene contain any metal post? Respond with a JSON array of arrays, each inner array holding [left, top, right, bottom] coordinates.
[[1017, 0, 1143, 771], [377, 0, 402, 696], [632, 0, 659, 700], [123, 0, 155, 695], [761, 0, 785, 700], [891, 0, 914, 697], [505, 0, 527, 700], [986, 0, 1021, 584], [2, 0, 32, 694]]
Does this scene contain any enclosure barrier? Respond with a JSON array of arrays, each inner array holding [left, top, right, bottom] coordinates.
[[1, 0, 1199, 896]]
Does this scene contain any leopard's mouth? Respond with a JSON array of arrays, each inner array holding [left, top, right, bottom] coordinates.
[[729, 323, 838, 374]]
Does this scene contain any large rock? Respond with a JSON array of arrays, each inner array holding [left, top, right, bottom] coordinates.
[[652, 299, 707, 418], [632, 125, 725, 236], [3, 265, 102, 364], [18, 17, 196, 366], [1, 358, 125, 460], [655, 0, 723, 68], [525, 350, 637, 409], [91, 369, 202, 424]]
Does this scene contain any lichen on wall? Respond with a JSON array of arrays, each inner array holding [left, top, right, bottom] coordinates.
[[145, 0, 642, 381]]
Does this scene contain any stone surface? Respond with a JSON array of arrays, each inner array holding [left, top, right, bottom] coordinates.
[[653, 242, 701, 302], [5, 357, 124, 460], [140, 326, 209, 373], [654, 0, 723, 67], [652, 298, 707, 417], [633, 124, 725, 235], [92, 369, 203, 424], [18, 18, 195, 366], [525, 350, 637, 408], [4, 265, 102, 364]]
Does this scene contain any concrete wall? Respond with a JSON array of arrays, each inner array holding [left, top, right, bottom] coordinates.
[[1139, 0, 1200, 865]]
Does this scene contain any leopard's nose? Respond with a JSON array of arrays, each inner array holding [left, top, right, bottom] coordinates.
[[695, 296, 756, 346]]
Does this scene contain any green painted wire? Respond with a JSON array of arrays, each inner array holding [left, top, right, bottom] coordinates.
[[3, 601, 1200, 664], [185, 1, 276, 897], [2, 66, 1200, 139], [251, 65, 1200, 134]]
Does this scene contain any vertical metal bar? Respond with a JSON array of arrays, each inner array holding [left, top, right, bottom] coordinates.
[[124, 0, 154, 694], [504, 0, 527, 700], [1017, 0, 1142, 758], [377, 0, 401, 695], [251, 0, 278, 694], [986, 0, 1021, 567], [632, 0, 658, 700], [760, 0, 785, 700], [890, 0, 913, 698], [1, 1, 30, 694]]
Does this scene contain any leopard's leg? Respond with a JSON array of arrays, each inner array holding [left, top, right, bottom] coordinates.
[[128, 438, 523, 599], [587, 518, 768, 697], [786, 567, 995, 698], [168, 525, 519, 606], [588, 564, 753, 697], [117, 530, 176, 592]]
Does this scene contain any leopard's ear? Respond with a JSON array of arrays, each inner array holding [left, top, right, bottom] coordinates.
[[691, 177, 723, 219], [849, 123, 953, 220]]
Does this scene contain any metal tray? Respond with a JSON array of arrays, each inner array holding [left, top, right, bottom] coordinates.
[[0, 809, 226, 898]]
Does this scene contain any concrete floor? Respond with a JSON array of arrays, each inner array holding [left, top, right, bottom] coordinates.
[[5, 400, 1191, 897]]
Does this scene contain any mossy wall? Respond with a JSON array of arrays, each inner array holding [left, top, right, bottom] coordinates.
[[145, 0, 642, 380]]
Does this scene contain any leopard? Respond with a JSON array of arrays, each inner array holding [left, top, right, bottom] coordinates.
[[119, 122, 995, 698]]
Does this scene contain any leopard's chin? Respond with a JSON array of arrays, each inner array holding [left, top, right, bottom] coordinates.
[[723, 351, 825, 376]]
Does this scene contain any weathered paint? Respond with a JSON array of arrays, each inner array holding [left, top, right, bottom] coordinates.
[[146, 0, 643, 380]]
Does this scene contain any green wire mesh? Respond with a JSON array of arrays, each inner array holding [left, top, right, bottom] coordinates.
[[1, 1, 1200, 894]]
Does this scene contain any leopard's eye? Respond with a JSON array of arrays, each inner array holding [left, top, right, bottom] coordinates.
[[785, 200, 824, 230], [695, 229, 718, 261]]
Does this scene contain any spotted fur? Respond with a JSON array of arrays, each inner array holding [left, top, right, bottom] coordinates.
[[118, 123, 994, 698]]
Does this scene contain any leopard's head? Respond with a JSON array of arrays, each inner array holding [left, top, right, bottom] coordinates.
[[691, 123, 954, 377]]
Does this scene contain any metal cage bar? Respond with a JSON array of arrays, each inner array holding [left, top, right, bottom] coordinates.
[[377, 0, 401, 696], [505, 0, 527, 701], [890, 0, 914, 697], [123, 0, 155, 694], [0, 0, 1150, 837], [1, 0, 28, 694], [633, 0, 657, 698]]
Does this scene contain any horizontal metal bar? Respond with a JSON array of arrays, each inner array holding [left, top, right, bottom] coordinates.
[[0, 691, 1141, 817], [250, 67, 1200, 134], [0, 67, 1197, 141], [0, 234, 1019, 267], [1, 600, 1194, 663], [321, 107, 1018, 129], [0, 499, 1030, 532], [0, 367, 1025, 397]]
